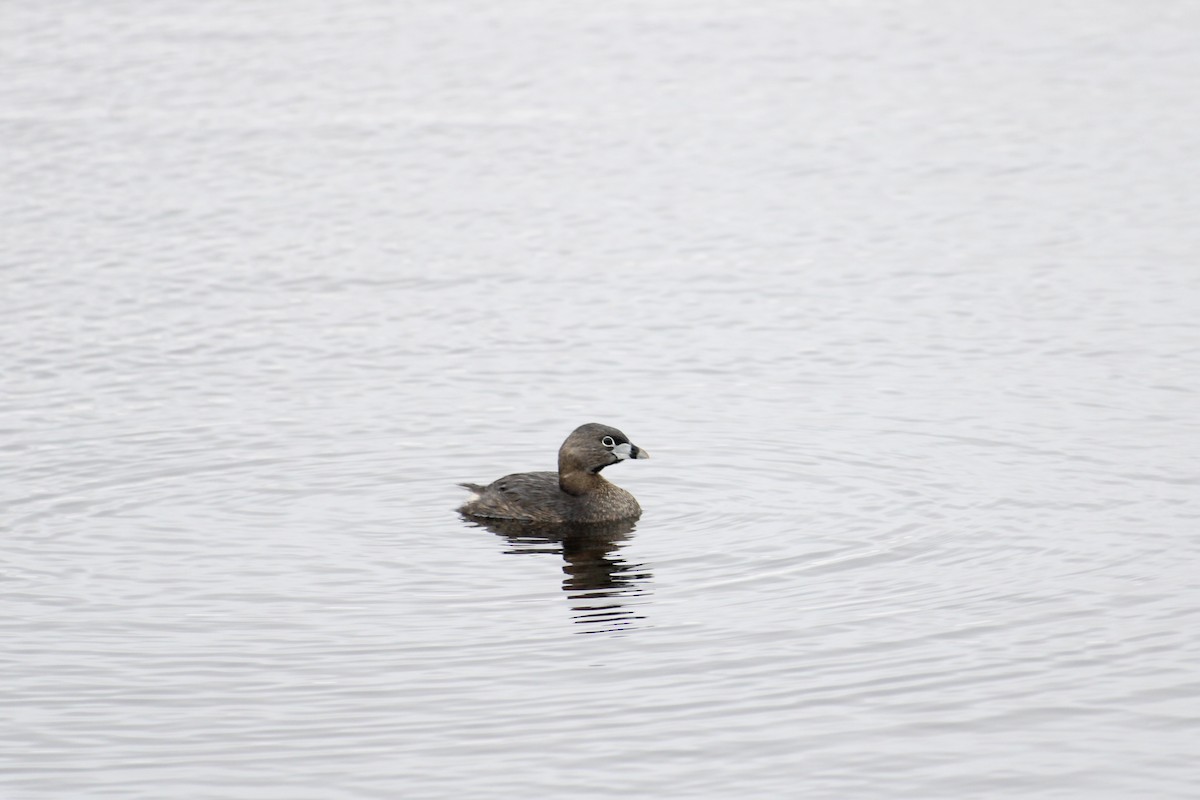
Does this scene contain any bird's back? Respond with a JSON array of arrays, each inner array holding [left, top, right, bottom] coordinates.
[[459, 471, 566, 522], [458, 470, 641, 524]]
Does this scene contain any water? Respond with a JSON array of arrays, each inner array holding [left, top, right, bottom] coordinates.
[[4, 1, 1199, 797]]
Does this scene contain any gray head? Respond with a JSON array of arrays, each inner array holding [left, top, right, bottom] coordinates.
[[559, 422, 650, 476]]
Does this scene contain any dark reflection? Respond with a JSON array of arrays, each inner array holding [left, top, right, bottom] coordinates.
[[463, 516, 652, 634]]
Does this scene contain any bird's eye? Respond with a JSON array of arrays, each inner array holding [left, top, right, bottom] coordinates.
[[601, 436, 616, 448]]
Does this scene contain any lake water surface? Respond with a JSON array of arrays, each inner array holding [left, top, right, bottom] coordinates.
[[4, 1, 1199, 797]]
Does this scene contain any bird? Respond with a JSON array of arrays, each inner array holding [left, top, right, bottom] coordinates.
[[458, 422, 649, 524]]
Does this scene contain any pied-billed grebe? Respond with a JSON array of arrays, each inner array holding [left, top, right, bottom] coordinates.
[[458, 423, 650, 524]]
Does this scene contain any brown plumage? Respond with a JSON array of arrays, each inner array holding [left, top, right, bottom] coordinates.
[[458, 423, 650, 524]]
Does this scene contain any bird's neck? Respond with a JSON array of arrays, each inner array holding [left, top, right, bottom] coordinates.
[[559, 468, 607, 497]]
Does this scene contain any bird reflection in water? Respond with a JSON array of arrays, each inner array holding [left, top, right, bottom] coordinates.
[[464, 517, 652, 634]]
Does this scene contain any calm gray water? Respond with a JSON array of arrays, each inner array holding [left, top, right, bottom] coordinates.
[[4, 1, 1199, 797]]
